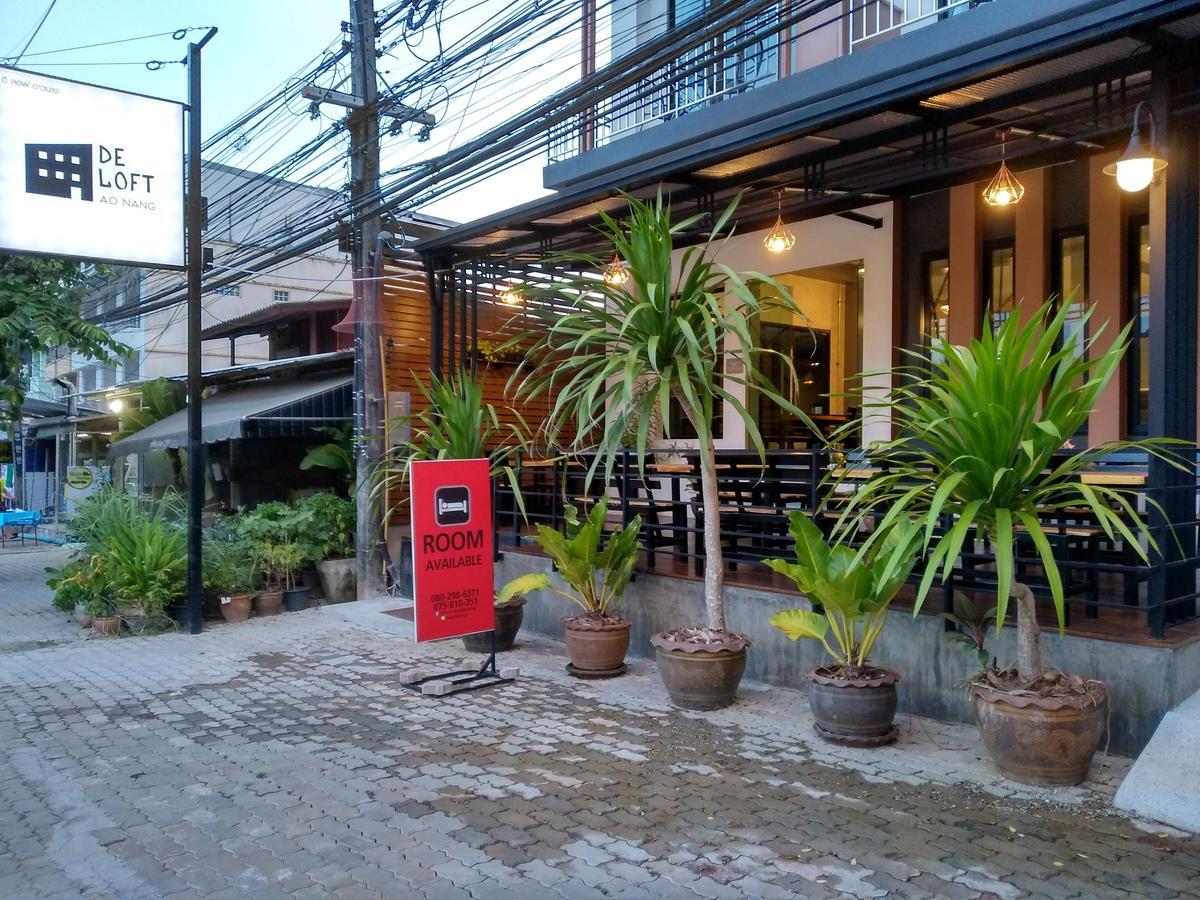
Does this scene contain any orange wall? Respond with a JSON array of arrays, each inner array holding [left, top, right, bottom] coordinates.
[[948, 183, 981, 344]]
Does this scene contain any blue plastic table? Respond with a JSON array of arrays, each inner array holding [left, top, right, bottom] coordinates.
[[0, 509, 42, 546]]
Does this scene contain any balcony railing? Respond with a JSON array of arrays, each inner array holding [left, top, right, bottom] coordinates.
[[494, 447, 1200, 641], [849, 0, 982, 52], [548, 7, 780, 163]]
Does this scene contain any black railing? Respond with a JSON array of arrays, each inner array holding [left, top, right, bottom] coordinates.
[[494, 447, 1200, 639]]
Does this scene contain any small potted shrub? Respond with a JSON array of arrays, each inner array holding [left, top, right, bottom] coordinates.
[[106, 519, 186, 632], [274, 542, 308, 611], [767, 514, 919, 746], [205, 529, 257, 624], [88, 596, 122, 636], [535, 499, 641, 676], [463, 573, 551, 653], [296, 493, 357, 602], [252, 542, 286, 616]]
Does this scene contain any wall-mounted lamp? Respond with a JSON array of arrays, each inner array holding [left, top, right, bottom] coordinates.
[[1103, 101, 1168, 193], [107, 397, 125, 414], [763, 191, 796, 253], [983, 131, 1024, 207]]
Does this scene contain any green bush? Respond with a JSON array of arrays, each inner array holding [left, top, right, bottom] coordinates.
[[105, 519, 186, 617], [293, 492, 355, 560]]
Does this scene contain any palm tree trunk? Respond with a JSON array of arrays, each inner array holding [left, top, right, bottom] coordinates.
[[1013, 580, 1043, 678], [675, 386, 726, 632]]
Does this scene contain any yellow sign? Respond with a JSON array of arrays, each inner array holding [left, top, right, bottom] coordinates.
[[66, 467, 94, 490]]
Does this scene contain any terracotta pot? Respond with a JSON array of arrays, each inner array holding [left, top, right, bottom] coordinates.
[[254, 590, 283, 616], [463, 598, 526, 653], [972, 682, 1108, 786], [808, 667, 899, 745], [93, 615, 122, 636], [652, 631, 749, 710], [316, 557, 357, 602], [563, 616, 631, 673], [115, 603, 148, 633], [283, 586, 311, 612], [219, 593, 252, 624]]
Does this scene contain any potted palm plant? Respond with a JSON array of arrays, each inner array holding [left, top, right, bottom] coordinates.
[[766, 513, 919, 745], [535, 499, 642, 675], [514, 192, 814, 708], [462, 572, 551, 653], [837, 299, 1181, 784], [204, 527, 257, 623], [106, 518, 186, 632]]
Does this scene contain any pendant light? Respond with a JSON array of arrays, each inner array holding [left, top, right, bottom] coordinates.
[[497, 283, 523, 306], [1103, 101, 1168, 193], [763, 190, 796, 253], [602, 253, 629, 286], [982, 131, 1024, 207]]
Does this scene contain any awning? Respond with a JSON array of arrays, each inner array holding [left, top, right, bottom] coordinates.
[[108, 374, 352, 457]]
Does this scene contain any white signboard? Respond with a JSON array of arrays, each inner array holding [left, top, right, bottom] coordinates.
[[0, 67, 185, 268]]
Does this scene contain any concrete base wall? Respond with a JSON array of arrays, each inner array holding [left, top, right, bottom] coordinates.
[[498, 551, 1200, 756]]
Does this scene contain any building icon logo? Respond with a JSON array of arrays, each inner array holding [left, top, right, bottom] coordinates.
[[25, 143, 93, 201]]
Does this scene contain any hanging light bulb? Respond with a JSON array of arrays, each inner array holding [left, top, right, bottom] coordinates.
[[498, 284, 523, 306], [602, 253, 629, 287], [982, 131, 1025, 207], [763, 190, 796, 253], [1103, 101, 1168, 193]]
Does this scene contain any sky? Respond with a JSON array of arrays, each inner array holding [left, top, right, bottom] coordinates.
[[0, 0, 558, 225]]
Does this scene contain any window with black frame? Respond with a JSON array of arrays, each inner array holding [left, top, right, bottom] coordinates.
[[1127, 216, 1150, 436], [984, 240, 1016, 333], [753, 321, 830, 448], [1052, 229, 1088, 443]]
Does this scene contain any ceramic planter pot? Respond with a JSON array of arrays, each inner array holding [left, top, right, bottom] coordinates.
[[219, 593, 252, 624], [316, 557, 357, 603], [972, 681, 1108, 786], [93, 615, 122, 636], [463, 597, 526, 653], [651, 631, 749, 710], [254, 590, 283, 616], [808, 667, 900, 746], [563, 616, 631, 675], [283, 586, 311, 612]]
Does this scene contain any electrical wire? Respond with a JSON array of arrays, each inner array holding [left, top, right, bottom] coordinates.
[[6, 0, 57, 65]]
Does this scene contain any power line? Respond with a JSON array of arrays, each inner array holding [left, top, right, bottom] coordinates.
[[8, 0, 58, 65], [8, 27, 213, 61]]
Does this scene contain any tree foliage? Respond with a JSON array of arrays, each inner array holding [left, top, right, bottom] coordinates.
[[0, 255, 128, 422]]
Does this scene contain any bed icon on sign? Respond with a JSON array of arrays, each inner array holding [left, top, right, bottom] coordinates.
[[434, 485, 471, 526]]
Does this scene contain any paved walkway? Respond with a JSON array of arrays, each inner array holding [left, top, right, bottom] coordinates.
[[1, 547, 1198, 899]]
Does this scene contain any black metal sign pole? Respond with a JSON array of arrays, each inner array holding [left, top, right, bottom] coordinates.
[[185, 28, 217, 635]]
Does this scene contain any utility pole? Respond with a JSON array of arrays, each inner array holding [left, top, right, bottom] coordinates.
[[185, 28, 218, 634], [306, 0, 434, 601]]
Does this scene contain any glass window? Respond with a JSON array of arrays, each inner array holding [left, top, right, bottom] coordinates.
[[1127, 218, 1150, 436], [1053, 232, 1088, 443], [753, 322, 830, 448], [924, 255, 950, 343], [273, 289, 290, 303], [985, 242, 1016, 333]]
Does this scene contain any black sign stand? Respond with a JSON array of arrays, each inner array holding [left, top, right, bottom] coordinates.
[[402, 628, 514, 695]]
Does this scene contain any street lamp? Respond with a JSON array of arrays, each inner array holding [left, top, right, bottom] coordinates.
[[1104, 101, 1168, 193]]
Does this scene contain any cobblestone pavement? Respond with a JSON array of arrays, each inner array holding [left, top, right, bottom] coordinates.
[[2, 547, 1198, 899]]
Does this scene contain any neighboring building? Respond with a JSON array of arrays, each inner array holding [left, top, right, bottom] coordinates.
[[410, 0, 1200, 752]]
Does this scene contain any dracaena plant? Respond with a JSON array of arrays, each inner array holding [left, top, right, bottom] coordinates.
[[834, 298, 1185, 682], [767, 513, 919, 675], [535, 499, 641, 619], [512, 191, 816, 637]]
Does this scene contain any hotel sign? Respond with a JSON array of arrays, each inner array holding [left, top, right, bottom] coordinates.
[[0, 67, 185, 268], [409, 458, 494, 643]]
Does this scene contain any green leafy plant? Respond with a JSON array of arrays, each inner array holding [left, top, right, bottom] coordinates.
[[835, 298, 1184, 682], [47, 559, 91, 613], [535, 499, 641, 619], [939, 594, 998, 673], [104, 519, 186, 618], [512, 191, 816, 638], [767, 514, 919, 675], [300, 424, 354, 479], [293, 492, 355, 560], [203, 525, 258, 595], [257, 541, 303, 591], [495, 572, 550, 607]]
